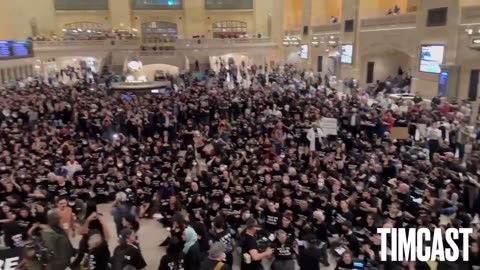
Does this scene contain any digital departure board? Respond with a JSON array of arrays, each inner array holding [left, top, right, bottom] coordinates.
[[0, 41, 33, 60]]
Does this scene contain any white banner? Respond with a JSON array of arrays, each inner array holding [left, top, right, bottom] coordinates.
[[320, 117, 338, 135]]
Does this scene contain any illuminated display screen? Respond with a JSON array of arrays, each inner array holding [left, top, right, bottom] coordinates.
[[0, 41, 33, 60], [341, 44, 353, 64], [300, 45, 309, 59], [419, 45, 445, 74], [133, 0, 182, 9]]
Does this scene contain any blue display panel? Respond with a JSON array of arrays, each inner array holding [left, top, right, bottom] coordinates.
[[438, 71, 449, 96], [206, 0, 253, 9], [132, 0, 182, 9], [0, 41, 33, 60]]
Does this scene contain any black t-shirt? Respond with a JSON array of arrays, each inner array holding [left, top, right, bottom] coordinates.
[[158, 253, 185, 270], [335, 261, 355, 270], [88, 241, 110, 270], [272, 241, 294, 261], [55, 181, 73, 197], [93, 182, 109, 197], [122, 244, 147, 269], [241, 234, 261, 270], [263, 209, 279, 232]]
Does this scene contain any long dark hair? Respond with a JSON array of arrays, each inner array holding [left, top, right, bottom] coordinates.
[[166, 237, 183, 260]]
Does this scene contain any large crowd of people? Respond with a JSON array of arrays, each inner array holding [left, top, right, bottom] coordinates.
[[0, 62, 479, 270]]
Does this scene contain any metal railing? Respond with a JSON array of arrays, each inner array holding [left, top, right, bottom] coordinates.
[[33, 37, 274, 51], [360, 13, 417, 29], [175, 37, 273, 48], [311, 24, 341, 34], [462, 5, 480, 24]]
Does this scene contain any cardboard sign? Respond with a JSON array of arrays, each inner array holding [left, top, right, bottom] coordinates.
[[417, 124, 427, 139], [320, 117, 338, 135], [391, 127, 409, 140]]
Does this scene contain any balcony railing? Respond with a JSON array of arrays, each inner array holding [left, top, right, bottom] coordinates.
[[175, 37, 274, 49], [33, 37, 275, 52], [360, 13, 417, 31], [462, 5, 480, 24], [311, 24, 341, 34]]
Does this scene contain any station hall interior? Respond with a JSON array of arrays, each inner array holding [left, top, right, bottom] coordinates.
[[2, 1, 480, 270]]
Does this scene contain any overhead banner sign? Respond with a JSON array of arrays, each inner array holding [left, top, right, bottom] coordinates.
[[0, 248, 23, 269], [320, 117, 338, 135]]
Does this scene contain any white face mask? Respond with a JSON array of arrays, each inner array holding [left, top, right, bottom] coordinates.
[[318, 182, 324, 188], [243, 213, 251, 219], [224, 197, 231, 205]]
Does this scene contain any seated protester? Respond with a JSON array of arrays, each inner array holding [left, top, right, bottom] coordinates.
[[311, 211, 329, 247], [332, 200, 354, 235], [297, 234, 323, 270], [187, 194, 207, 222], [68, 194, 87, 222], [3, 211, 26, 248], [135, 189, 151, 218], [71, 200, 111, 269], [16, 207, 35, 238], [278, 213, 295, 242], [201, 242, 231, 270], [112, 228, 147, 270], [158, 237, 185, 270], [85, 229, 110, 270], [358, 240, 379, 266], [28, 201, 49, 236], [160, 195, 182, 228], [161, 213, 186, 247], [339, 221, 360, 257], [92, 175, 110, 204], [212, 216, 234, 266], [54, 196, 74, 236], [54, 171, 73, 198], [279, 196, 295, 213], [262, 200, 280, 234], [271, 230, 297, 270], [192, 221, 210, 259], [293, 199, 312, 235], [182, 227, 202, 270], [382, 201, 403, 228], [335, 250, 355, 270]]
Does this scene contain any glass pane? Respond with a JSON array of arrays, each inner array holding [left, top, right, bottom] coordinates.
[[133, 0, 182, 9], [55, 0, 108, 10], [205, 0, 253, 9]]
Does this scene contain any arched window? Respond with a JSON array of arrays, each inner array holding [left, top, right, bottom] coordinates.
[[141, 21, 178, 43], [63, 22, 107, 39], [212, 21, 247, 38]]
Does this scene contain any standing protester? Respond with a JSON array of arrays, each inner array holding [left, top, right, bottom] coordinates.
[[41, 211, 74, 270], [112, 228, 147, 270], [240, 218, 273, 270]]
